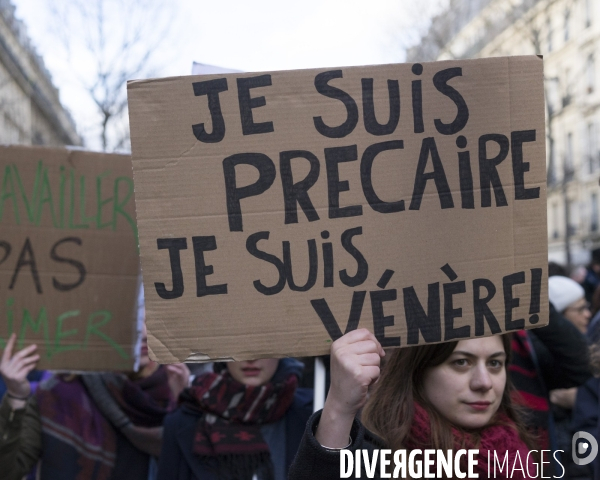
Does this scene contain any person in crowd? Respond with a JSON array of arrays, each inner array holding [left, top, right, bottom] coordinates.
[[0, 325, 189, 480], [583, 248, 600, 303], [588, 285, 600, 342], [157, 356, 313, 480], [591, 284, 600, 319], [0, 334, 40, 480], [510, 279, 591, 478], [571, 317, 600, 480], [549, 275, 591, 335], [545, 276, 591, 467], [289, 329, 537, 480]]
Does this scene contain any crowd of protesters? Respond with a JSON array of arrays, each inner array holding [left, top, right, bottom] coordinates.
[[0, 253, 600, 479]]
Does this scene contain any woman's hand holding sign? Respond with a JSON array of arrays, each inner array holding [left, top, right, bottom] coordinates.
[[315, 328, 384, 449], [0, 333, 39, 409]]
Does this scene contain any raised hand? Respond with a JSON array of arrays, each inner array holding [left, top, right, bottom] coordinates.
[[315, 329, 384, 449], [0, 333, 40, 407]]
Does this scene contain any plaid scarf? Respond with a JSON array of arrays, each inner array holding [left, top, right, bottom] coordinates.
[[36, 374, 117, 480], [406, 402, 535, 479], [36, 367, 176, 480], [101, 366, 176, 427], [180, 370, 298, 480], [509, 330, 550, 449]]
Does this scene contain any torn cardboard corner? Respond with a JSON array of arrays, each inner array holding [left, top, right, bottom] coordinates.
[[0, 145, 140, 370], [186, 352, 236, 363], [127, 55, 548, 363]]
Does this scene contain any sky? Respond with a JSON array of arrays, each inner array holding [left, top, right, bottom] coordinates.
[[10, 0, 439, 150]]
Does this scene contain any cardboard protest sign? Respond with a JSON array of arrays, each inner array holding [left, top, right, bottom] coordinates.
[[127, 55, 548, 363], [0, 146, 139, 370]]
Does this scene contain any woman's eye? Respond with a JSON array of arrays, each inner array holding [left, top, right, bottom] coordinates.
[[453, 359, 468, 367], [488, 359, 503, 368]]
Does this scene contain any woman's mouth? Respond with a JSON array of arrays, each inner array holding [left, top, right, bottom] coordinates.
[[465, 401, 491, 411], [242, 367, 261, 376]]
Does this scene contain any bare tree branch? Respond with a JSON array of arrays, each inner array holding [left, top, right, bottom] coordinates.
[[47, 0, 178, 152]]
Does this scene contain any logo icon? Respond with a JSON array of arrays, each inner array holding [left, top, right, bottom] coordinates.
[[572, 432, 599, 466]]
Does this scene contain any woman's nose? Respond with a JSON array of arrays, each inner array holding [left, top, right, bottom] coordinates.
[[470, 364, 493, 391]]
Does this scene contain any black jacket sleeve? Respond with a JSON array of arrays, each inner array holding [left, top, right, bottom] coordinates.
[[571, 377, 599, 438], [288, 410, 384, 480], [0, 395, 41, 480], [528, 303, 592, 390]]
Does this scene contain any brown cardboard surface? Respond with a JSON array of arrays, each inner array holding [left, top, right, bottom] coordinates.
[[0, 145, 139, 370], [127, 56, 548, 363]]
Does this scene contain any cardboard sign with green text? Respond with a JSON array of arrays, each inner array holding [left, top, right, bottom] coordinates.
[[127, 56, 548, 363], [0, 146, 139, 370]]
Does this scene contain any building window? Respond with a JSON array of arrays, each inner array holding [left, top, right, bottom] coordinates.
[[569, 200, 578, 235], [565, 132, 574, 180], [552, 203, 559, 238], [563, 68, 572, 107], [547, 18, 553, 51], [588, 122, 597, 173], [592, 193, 599, 232], [587, 55, 595, 94], [547, 75, 559, 115], [564, 8, 570, 42], [548, 138, 557, 185], [585, 0, 593, 28]]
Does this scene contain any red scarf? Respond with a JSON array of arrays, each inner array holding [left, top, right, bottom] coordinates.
[[181, 370, 297, 479], [406, 403, 536, 479]]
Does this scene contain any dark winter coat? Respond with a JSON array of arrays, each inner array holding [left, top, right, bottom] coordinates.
[[571, 377, 600, 480], [288, 410, 384, 480], [157, 387, 312, 480]]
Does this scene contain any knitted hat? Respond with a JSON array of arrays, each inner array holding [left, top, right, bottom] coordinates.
[[548, 275, 585, 312]]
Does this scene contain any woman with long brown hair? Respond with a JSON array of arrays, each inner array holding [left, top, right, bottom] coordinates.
[[289, 329, 537, 480]]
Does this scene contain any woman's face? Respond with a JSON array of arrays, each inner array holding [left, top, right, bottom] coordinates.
[[227, 359, 279, 387], [562, 297, 591, 334], [422, 336, 506, 430]]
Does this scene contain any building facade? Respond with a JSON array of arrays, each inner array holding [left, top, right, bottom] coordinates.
[[409, 0, 600, 269], [0, 0, 80, 147]]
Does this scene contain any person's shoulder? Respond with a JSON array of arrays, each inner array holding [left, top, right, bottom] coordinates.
[[285, 388, 312, 418], [293, 388, 313, 407], [285, 388, 314, 441], [289, 388, 314, 418], [165, 404, 203, 428]]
